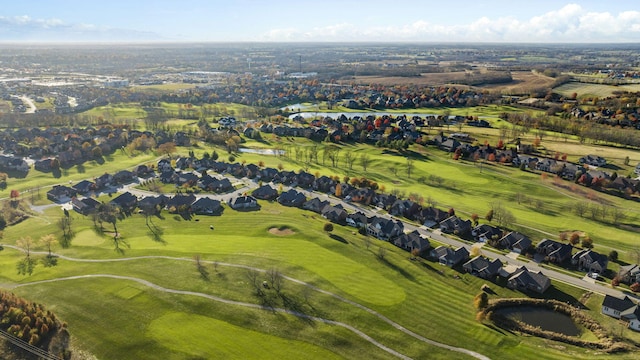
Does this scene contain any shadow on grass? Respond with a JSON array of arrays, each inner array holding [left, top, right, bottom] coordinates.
[[329, 234, 348, 244], [482, 322, 510, 335], [528, 285, 587, 310], [378, 256, 416, 282]]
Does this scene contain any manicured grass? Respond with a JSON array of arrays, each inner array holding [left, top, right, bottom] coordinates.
[[554, 82, 640, 98], [147, 312, 344, 360], [2, 198, 639, 359]]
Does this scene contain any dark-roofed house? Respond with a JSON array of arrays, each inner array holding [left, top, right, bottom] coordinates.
[[137, 195, 168, 215], [72, 180, 96, 195], [252, 184, 279, 200], [536, 239, 573, 264], [392, 230, 430, 254], [463, 256, 503, 279], [507, 267, 551, 294], [472, 224, 502, 243], [619, 264, 640, 285], [430, 246, 469, 267], [416, 206, 449, 228], [191, 197, 223, 216], [277, 189, 306, 208], [47, 185, 77, 203], [439, 216, 472, 236], [497, 231, 532, 253], [321, 204, 348, 225], [113, 169, 136, 184], [110, 192, 138, 211], [72, 197, 100, 215], [389, 199, 421, 219], [602, 295, 640, 332], [367, 217, 404, 241], [571, 249, 608, 274], [228, 195, 259, 210], [302, 197, 330, 214], [346, 212, 369, 228], [166, 194, 196, 212]]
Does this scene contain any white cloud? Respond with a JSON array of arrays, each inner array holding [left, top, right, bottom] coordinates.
[[0, 15, 163, 42], [259, 3, 640, 42]]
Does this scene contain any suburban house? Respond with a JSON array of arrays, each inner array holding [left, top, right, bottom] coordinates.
[[277, 189, 306, 208], [95, 173, 114, 190], [72, 180, 96, 195], [497, 231, 532, 253], [346, 212, 369, 228], [430, 246, 469, 267], [507, 267, 551, 294], [71, 197, 100, 215], [321, 204, 348, 224], [47, 185, 77, 203], [439, 216, 472, 236], [619, 264, 640, 285], [110, 192, 139, 212], [165, 194, 196, 212], [389, 199, 421, 219], [579, 154, 607, 167], [602, 295, 640, 332], [392, 230, 430, 254], [302, 197, 330, 214], [571, 249, 608, 274], [251, 184, 279, 200], [367, 217, 404, 241], [113, 169, 136, 184], [462, 256, 503, 279], [137, 195, 168, 215], [472, 224, 502, 243], [228, 195, 259, 210], [536, 239, 573, 264], [417, 206, 448, 228], [191, 197, 223, 216]]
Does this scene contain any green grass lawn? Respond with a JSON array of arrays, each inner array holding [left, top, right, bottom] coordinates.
[[1, 198, 639, 359]]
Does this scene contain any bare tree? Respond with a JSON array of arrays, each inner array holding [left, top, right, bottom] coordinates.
[[406, 157, 414, 178], [245, 269, 264, 296], [574, 201, 588, 217], [266, 268, 284, 294], [39, 234, 58, 257], [344, 151, 355, 170], [360, 153, 370, 172]]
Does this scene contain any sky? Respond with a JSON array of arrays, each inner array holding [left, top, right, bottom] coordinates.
[[0, 1, 639, 43]]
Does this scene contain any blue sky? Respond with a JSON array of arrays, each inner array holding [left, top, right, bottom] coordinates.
[[0, 1, 639, 42]]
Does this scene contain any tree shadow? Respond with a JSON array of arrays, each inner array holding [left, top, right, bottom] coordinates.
[[378, 256, 416, 282], [329, 234, 348, 244]]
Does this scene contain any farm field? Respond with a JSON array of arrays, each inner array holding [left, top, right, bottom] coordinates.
[[554, 82, 640, 98]]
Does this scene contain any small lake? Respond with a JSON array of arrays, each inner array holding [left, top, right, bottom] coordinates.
[[239, 148, 285, 156], [497, 306, 580, 337]]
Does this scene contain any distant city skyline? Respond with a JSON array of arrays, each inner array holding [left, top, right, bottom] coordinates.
[[0, 1, 639, 43]]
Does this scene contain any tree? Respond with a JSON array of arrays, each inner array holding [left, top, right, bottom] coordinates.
[[344, 152, 355, 170], [39, 234, 58, 257], [334, 184, 342, 197], [323, 223, 334, 233], [360, 153, 370, 172], [485, 209, 493, 222], [608, 250, 619, 262], [377, 247, 387, 260], [194, 254, 209, 281], [581, 237, 593, 249], [630, 282, 640, 293], [568, 232, 580, 245], [16, 236, 34, 258], [157, 142, 177, 157], [406, 157, 414, 178], [266, 268, 283, 294], [470, 213, 479, 226], [474, 292, 488, 310]]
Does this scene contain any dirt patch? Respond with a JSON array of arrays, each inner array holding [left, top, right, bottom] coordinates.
[[268, 227, 295, 236]]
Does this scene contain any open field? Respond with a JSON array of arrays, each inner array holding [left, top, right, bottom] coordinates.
[[554, 82, 640, 99], [1, 200, 637, 359], [478, 71, 556, 94]]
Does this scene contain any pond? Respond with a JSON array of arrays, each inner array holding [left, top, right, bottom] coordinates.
[[497, 306, 580, 337], [239, 148, 285, 156]]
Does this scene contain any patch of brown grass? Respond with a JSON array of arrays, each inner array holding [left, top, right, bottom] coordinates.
[[268, 227, 295, 236]]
